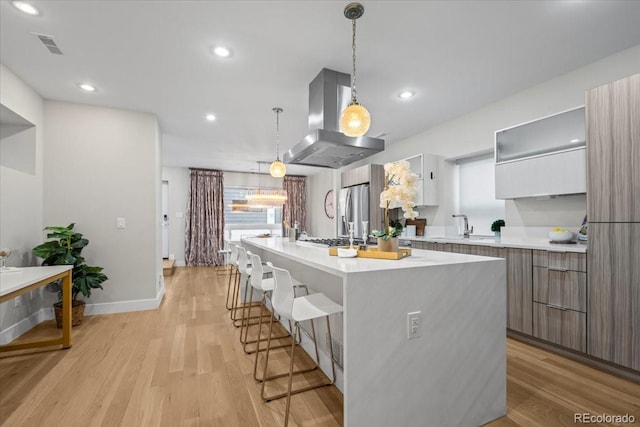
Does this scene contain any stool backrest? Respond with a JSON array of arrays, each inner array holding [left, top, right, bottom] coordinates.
[[237, 246, 249, 274], [230, 243, 239, 265], [248, 252, 265, 290], [267, 262, 295, 321]]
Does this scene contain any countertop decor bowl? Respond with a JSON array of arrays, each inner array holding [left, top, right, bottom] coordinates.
[[549, 231, 574, 242]]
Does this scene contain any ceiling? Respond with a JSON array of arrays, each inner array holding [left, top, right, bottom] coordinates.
[[2, 1, 640, 176]]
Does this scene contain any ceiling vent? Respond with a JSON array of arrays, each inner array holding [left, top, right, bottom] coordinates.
[[32, 33, 63, 55]]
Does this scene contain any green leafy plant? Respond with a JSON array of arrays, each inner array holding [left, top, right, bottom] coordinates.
[[33, 224, 108, 301], [491, 219, 505, 233], [372, 219, 404, 240]]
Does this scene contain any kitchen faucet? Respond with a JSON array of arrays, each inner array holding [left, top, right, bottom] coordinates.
[[452, 214, 473, 238]]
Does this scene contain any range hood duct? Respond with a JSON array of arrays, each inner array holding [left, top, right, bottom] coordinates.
[[283, 68, 384, 169]]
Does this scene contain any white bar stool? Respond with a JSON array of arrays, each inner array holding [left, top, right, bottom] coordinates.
[[216, 239, 232, 277], [225, 243, 240, 310], [261, 262, 343, 427], [232, 246, 271, 328], [240, 252, 300, 358]]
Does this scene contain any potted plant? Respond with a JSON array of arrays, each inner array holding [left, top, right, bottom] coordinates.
[[32, 224, 108, 327], [372, 161, 418, 252], [491, 219, 505, 237]]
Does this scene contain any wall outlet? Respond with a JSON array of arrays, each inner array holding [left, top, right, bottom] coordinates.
[[407, 311, 422, 340]]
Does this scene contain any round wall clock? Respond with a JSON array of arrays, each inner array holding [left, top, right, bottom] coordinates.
[[324, 189, 335, 219]]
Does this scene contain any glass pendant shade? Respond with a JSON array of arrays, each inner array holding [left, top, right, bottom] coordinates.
[[270, 159, 286, 178], [340, 102, 371, 137]]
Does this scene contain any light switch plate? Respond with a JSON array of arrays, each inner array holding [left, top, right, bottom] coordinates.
[[116, 217, 126, 229]]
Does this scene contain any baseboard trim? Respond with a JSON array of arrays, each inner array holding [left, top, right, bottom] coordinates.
[[0, 286, 165, 345], [0, 308, 53, 345], [84, 286, 165, 316]]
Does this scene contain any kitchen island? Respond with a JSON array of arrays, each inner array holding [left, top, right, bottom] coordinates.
[[242, 237, 506, 427]]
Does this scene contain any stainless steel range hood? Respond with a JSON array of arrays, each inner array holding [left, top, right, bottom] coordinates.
[[283, 68, 384, 169]]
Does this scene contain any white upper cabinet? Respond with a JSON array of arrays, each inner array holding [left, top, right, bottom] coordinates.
[[401, 154, 440, 206], [495, 106, 586, 199]]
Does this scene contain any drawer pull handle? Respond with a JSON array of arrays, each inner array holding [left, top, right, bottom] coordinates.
[[546, 303, 568, 311], [549, 268, 568, 272]]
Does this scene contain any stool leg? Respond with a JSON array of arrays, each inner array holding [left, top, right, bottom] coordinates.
[[252, 294, 295, 377], [229, 268, 241, 319], [284, 322, 299, 427], [326, 316, 337, 384], [240, 285, 254, 344], [260, 310, 277, 401], [225, 265, 236, 310]]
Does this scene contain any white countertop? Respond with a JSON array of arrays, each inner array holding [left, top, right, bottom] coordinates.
[[242, 237, 502, 277], [400, 235, 587, 253], [0, 265, 72, 298]]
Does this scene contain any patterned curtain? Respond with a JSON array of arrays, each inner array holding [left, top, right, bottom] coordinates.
[[185, 169, 225, 266], [283, 176, 306, 233]]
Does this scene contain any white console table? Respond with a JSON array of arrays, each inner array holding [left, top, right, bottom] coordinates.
[[0, 266, 73, 352]]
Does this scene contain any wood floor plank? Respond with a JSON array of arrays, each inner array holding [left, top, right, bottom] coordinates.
[[1, 266, 638, 427]]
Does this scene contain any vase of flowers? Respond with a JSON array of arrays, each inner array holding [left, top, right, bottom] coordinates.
[[372, 160, 419, 251]]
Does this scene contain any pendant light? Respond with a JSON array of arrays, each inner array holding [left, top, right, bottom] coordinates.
[[269, 107, 286, 178], [339, 2, 371, 137]]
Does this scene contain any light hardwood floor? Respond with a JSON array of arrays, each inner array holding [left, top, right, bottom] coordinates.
[[1, 267, 638, 426]]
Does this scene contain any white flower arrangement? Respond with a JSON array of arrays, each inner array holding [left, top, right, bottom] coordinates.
[[372, 160, 419, 240]]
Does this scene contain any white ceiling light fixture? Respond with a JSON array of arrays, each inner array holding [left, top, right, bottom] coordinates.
[[13, 1, 40, 16], [269, 107, 286, 178], [78, 83, 97, 92], [212, 46, 231, 58], [205, 113, 216, 122], [339, 2, 371, 137], [399, 90, 415, 100]]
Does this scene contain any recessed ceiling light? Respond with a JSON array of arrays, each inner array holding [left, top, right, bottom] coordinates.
[[78, 83, 97, 92], [570, 138, 581, 143], [212, 46, 231, 58], [205, 114, 216, 122], [13, 1, 39, 15], [399, 90, 415, 100]]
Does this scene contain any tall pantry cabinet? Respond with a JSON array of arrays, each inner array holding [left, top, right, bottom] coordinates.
[[585, 73, 640, 371]]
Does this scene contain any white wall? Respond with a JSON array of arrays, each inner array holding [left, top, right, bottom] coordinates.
[[162, 167, 189, 266], [341, 43, 640, 229], [0, 65, 46, 334], [306, 169, 338, 237], [43, 101, 162, 305]]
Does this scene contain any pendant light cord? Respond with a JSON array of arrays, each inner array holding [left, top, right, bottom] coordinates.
[[351, 17, 358, 103], [275, 109, 280, 160]]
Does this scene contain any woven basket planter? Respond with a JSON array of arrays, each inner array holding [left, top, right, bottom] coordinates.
[[54, 300, 86, 328]]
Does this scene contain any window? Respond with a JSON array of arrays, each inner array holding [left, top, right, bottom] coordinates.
[[224, 187, 282, 225], [455, 154, 505, 236], [223, 186, 283, 240]]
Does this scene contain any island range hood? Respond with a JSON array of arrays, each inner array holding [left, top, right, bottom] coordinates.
[[283, 68, 384, 169]]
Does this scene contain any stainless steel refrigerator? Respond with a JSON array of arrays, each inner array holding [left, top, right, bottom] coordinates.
[[338, 184, 370, 238]]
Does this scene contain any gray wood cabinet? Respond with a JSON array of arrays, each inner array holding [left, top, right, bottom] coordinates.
[[588, 223, 640, 371], [532, 249, 587, 351], [504, 248, 533, 335], [533, 303, 586, 352], [586, 73, 640, 372], [586, 73, 640, 222], [533, 267, 587, 312]]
